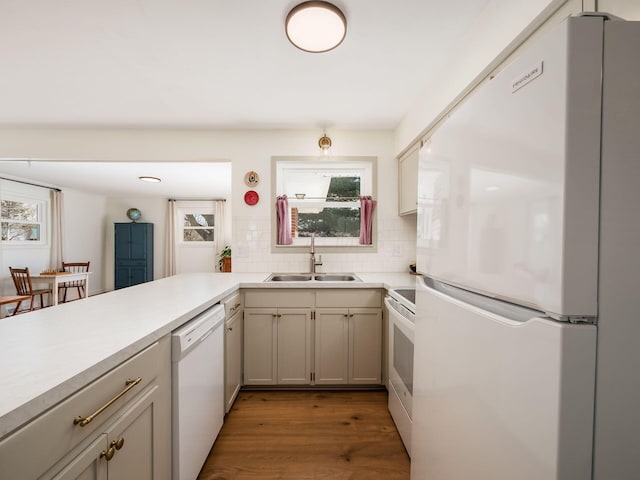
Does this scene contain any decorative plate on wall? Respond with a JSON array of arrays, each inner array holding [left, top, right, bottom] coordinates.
[[244, 171, 260, 187], [244, 190, 259, 206]]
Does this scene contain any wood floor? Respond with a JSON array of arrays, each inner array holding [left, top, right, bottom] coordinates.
[[197, 390, 410, 480]]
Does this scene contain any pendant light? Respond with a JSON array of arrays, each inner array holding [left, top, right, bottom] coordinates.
[[285, 2, 347, 53]]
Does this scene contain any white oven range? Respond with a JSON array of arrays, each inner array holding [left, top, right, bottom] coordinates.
[[385, 288, 415, 456]]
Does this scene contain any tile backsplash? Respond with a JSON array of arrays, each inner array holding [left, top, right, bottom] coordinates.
[[232, 215, 416, 273]]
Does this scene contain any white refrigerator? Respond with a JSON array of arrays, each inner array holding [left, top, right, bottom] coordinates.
[[413, 15, 640, 480]]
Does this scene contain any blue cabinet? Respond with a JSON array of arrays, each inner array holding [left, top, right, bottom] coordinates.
[[114, 223, 153, 289]]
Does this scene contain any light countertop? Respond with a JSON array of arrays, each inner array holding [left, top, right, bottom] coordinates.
[[0, 271, 417, 439]]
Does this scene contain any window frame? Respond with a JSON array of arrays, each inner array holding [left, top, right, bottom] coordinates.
[[271, 156, 377, 253], [0, 192, 48, 246], [176, 203, 216, 247]]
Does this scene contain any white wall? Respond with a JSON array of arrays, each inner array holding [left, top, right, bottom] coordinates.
[[62, 188, 108, 297], [0, 129, 417, 275]]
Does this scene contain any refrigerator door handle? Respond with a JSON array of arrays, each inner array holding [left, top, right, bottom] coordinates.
[[418, 275, 549, 325]]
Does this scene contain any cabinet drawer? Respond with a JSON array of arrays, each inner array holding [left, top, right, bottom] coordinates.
[[0, 337, 169, 480], [244, 290, 314, 308], [222, 291, 243, 317], [316, 289, 382, 308]]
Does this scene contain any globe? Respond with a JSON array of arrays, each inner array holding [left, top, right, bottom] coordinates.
[[126, 208, 142, 222]]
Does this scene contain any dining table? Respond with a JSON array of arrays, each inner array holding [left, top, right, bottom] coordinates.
[[31, 272, 91, 306]]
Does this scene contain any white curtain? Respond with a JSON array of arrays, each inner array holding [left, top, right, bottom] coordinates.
[[165, 200, 177, 276], [50, 190, 64, 270], [214, 200, 226, 271]]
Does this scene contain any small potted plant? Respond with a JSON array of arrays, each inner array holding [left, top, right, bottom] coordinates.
[[218, 245, 232, 272]]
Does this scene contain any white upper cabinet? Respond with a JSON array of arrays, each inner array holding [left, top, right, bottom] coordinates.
[[398, 143, 420, 215]]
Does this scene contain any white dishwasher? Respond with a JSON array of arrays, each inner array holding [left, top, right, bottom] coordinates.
[[172, 304, 225, 480]]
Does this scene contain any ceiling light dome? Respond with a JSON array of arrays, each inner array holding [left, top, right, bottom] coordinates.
[[285, 1, 347, 53]]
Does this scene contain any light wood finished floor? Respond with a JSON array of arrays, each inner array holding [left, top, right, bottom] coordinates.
[[197, 390, 410, 480]]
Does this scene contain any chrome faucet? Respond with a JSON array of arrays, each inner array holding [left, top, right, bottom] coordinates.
[[310, 233, 323, 273]]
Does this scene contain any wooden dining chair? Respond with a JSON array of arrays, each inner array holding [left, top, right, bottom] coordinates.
[[9, 267, 52, 315], [59, 261, 90, 303]]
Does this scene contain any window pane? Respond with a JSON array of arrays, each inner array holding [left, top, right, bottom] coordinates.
[[183, 213, 214, 227], [295, 207, 360, 238], [183, 228, 214, 242], [326, 176, 360, 200], [1, 200, 39, 221], [1, 222, 40, 241]]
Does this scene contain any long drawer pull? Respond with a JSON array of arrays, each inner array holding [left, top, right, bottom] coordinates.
[[74, 377, 142, 427]]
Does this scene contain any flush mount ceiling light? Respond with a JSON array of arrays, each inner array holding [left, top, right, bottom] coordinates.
[[318, 133, 332, 155], [285, 1, 347, 53], [139, 176, 161, 183]]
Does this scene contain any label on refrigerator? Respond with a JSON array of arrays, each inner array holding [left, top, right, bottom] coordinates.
[[512, 61, 544, 93]]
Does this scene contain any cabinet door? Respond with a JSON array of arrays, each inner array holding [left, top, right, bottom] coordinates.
[[315, 309, 349, 384], [114, 224, 133, 261], [130, 223, 152, 260], [49, 435, 108, 480], [277, 308, 312, 384], [349, 308, 383, 384], [399, 143, 419, 215], [244, 309, 277, 385], [225, 310, 243, 412], [106, 384, 170, 480], [115, 265, 148, 289]]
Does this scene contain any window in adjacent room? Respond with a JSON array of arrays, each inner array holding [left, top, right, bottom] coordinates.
[[0, 194, 46, 243], [181, 212, 215, 242]]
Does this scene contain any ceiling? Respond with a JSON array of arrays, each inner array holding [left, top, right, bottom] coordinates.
[[0, 161, 231, 198], [0, 0, 493, 196]]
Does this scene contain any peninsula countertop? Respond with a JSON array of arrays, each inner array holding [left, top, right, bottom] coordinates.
[[0, 271, 417, 439]]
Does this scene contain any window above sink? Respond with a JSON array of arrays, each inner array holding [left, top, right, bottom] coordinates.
[[271, 156, 377, 253]]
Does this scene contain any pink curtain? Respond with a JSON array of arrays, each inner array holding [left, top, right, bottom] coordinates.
[[276, 195, 293, 245], [359, 196, 376, 245]]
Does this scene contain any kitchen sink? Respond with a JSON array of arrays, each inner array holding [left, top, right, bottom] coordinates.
[[267, 274, 313, 281], [265, 273, 361, 282], [313, 274, 360, 282]]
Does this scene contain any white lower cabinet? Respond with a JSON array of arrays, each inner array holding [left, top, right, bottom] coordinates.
[[51, 384, 163, 480], [49, 435, 108, 480], [349, 308, 383, 384], [315, 309, 350, 384], [223, 292, 243, 413], [244, 308, 312, 385], [0, 337, 171, 480], [315, 308, 382, 385], [243, 288, 383, 387]]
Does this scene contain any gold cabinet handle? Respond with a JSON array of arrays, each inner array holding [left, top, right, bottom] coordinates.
[[227, 327, 233, 332], [74, 378, 142, 427], [111, 437, 125, 450], [230, 303, 241, 312], [100, 447, 115, 462]]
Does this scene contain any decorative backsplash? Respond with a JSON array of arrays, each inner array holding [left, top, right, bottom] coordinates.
[[232, 214, 416, 273]]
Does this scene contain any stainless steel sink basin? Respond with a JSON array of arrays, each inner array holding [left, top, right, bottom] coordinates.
[[313, 274, 360, 282], [267, 274, 313, 282], [265, 273, 361, 282]]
